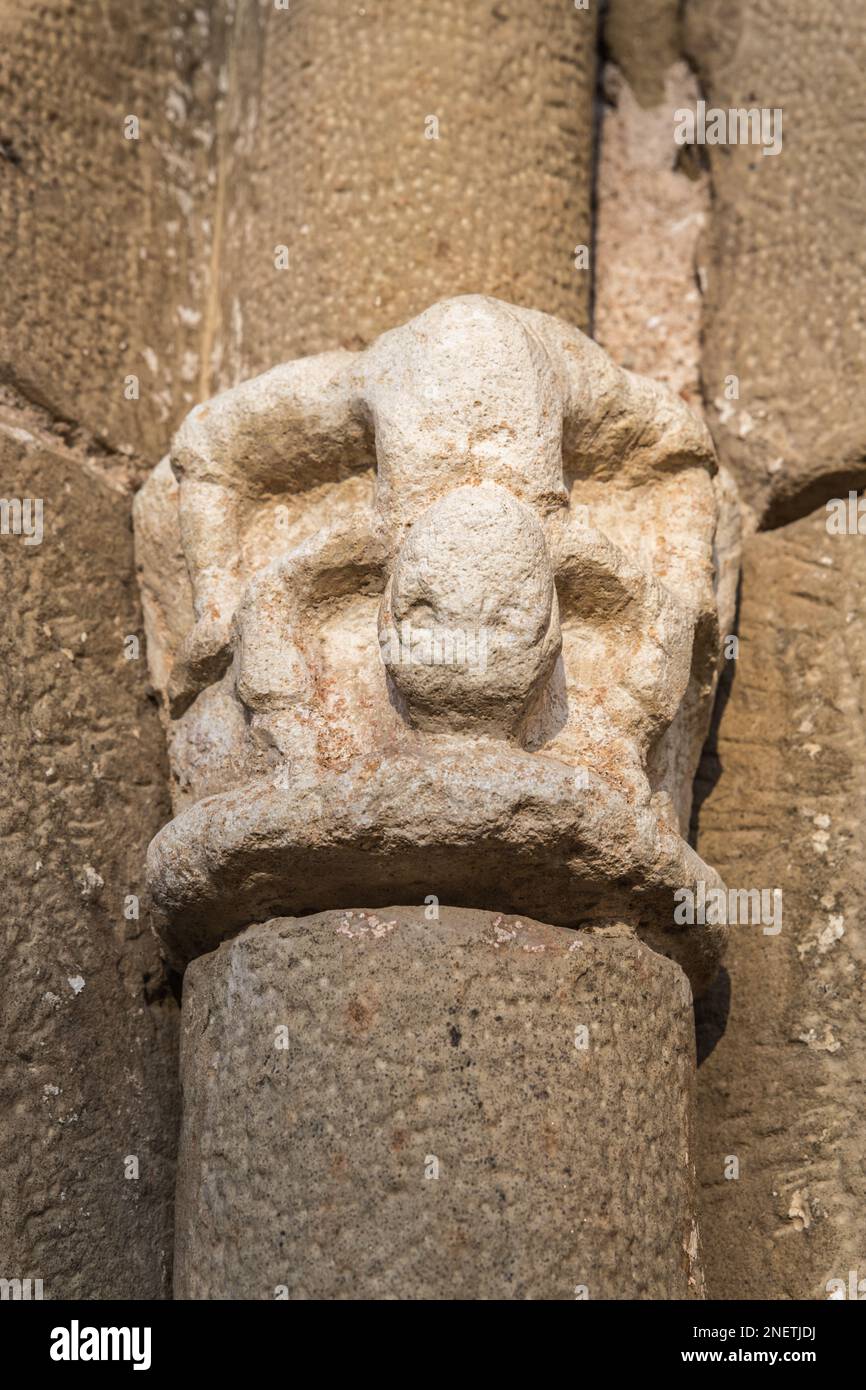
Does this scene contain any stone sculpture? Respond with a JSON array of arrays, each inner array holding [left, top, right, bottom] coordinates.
[[135, 295, 739, 989]]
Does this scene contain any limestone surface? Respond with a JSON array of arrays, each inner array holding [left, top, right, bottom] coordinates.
[[0, 412, 178, 1299], [0, 0, 224, 462], [694, 506, 866, 1298], [595, 0, 709, 411], [136, 295, 738, 989], [0, 0, 227, 1300], [175, 908, 703, 1301], [686, 0, 866, 527], [202, 0, 598, 383]]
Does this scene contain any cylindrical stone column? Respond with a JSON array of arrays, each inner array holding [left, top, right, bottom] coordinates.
[[175, 910, 703, 1300], [134, 2, 725, 1304], [210, 0, 598, 382]]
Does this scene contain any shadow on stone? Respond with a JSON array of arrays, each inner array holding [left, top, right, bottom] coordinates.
[[694, 965, 731, 1066], [689, 568, 742, 842]]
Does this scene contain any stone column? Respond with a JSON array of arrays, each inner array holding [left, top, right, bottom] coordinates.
[[137, 292, 738, 1298], [683, 0, 866, 1297], [685, 0, 866, 528], [694, 498, 866, 1300], [175, 911, 701, 1300], [204, 0, 599, 385]]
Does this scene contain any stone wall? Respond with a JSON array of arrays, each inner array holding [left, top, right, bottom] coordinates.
[[2, 0, 865, 1303], [0, 0, 227, 1297]]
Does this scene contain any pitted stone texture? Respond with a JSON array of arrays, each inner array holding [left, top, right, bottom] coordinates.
[[595, 0, 709, 411], [0, 414, 178, 1298], [136, 296, 738, 983], [693, 507, 866, 1298], [175, 908, 703, 1301], [204, 0, 597, 387], [686, 0, 866, 527], [0, 0, 225, 463]]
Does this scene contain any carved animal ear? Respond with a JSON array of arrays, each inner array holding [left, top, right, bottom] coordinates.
[[171, 349, 374, 494], [512, 305, 716, 485]]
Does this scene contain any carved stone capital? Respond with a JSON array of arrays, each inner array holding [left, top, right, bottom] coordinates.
[[135, 296, 739, 989]]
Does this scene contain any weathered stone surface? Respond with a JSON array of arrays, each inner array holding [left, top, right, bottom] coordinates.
[[694, 505, 866, 1298], [0, 413, 178, 1298], [596, 0, 708, 410], [604, 0, 681, 109], [203, 0, 598, 384], [0, 0, 225, 1299], [0, 0, 224, 463], [175, 908, 703, 1300], [136, 296, 737, 987], [686, 0, 866, 527]]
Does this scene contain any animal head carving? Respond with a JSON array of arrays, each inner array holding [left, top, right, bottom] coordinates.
[[135, 296, 738, 987]]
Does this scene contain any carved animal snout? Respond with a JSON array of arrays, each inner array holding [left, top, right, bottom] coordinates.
[[378, 482, 561, 737]]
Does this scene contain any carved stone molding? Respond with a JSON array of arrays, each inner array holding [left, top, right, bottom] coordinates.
[[135, 295, 739, 988]]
